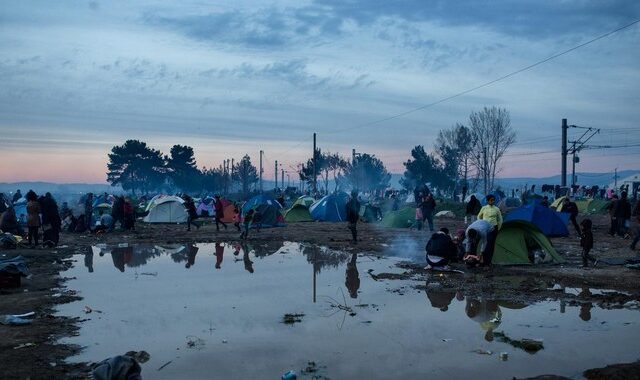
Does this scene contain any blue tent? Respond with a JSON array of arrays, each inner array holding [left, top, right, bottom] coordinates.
[[505, 203, 570, 237], [309, 193, 349, 222], [481, 192, 503, 206], [242, 194, 283, 214], [241, 194, 284, 227]]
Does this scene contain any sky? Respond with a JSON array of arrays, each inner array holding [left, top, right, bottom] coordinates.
[[0, 0, 639, 183]]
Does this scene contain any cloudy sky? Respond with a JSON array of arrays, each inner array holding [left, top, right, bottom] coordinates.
[[1, 0, 639, 183]]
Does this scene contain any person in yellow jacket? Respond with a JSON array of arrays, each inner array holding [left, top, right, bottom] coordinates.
[[477, 194, 502, 267]]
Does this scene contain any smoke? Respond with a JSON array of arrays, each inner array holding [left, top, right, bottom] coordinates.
[[382, 235, 428, 262]]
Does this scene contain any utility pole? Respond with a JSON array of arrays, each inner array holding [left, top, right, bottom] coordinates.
[[259, 150, 263, 193], [614, 168, 618, 190], [312, 133, 317, 195], [567, 123, 600, 189], [561, 118, 568, 187], [275, 160, 278, 190], [352, 148, 356, 163], [230, 158, 234, 192], [281, 169, 284, 189]]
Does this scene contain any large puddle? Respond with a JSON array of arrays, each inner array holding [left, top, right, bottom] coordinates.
[[57, 242, 640, 379]]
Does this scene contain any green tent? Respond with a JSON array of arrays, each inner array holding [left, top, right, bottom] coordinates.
[[381, 207, 415, 228], [574, 199, 592, 213], [359, 204, 379, 223], [293, 196, 315, 208], [493, 220, 564, 265], [284, 204, 313, 222], [585, 199, 609, 215]]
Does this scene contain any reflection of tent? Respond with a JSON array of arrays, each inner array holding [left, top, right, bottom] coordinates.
[[293, 196, 315, 208], [493, 220, 564, 265], [381, 207, 414, 228], [242, 195, 284, 227], [309, 193, 348, 222], [284, 204, 313, 222], [143, 196, 188, 223], [505, 203, 570, 237]]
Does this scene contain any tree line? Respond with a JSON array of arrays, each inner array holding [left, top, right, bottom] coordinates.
[[106, 106, 515, 197]]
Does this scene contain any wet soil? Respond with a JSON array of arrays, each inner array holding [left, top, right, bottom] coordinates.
[[1, 213, 639, 379]]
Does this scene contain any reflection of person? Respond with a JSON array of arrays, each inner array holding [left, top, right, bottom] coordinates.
[[215, 242, 224, 269], [84, 251, 94, 273], [346, 190, 361, 243], [465, 298, 501, 342], [578, 286, 593, 321], [240, 210, 254, 240], [185, 244, 199, 268], [111, 248, 126, 272], [345, 253, 360, 298], [426, 289, 455, 312], [243, 248, 254, 273]]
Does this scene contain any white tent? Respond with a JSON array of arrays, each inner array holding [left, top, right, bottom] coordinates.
[[143, 196, 188, 223]]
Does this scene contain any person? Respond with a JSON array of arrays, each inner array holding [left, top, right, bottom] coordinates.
[[26, 190, 41, 247], [0, 207, 25, 236], [94, 210, 113, 233], [412, 206, 423, 230], [184, 196, 200, 231], [392, 195, 400, 211], [59, 201, 72, 220], [465, 195, 481, 224], [110, 196, 124, 232], [0, 193, 7, 214], [84, 250, 94, 273], [561, 197, 580, 235], [614, 191, 631, 238], [123, 198, 135, 231], [580, 219, 597, 268], [477, 195, 503, 268], [41, 192, 61, 246], [232, 206, 241, 232], [465, 298, 502, 342], [420, 193, 436, 232], [606, 194, 619, 236], [426, 289, 455, 312], [240, 209, 254, 239], [84, 193, 94, 231], [541, 196, 550, 207], [277, 194, 286, 209], [214, 242, 224, 269], [213, 195, 227, 231], [346, 190, 361, 243], [631, 200, 640, 251], [424, 228, 457, 270], [453, 229, 466, 262], [345, 253, 360, 298], [12, 189, 22, 203]]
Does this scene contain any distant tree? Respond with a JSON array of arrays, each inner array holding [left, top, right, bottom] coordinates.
[[400, 145, 446, 191], [298, 148, 324, 193], [340, 153, 390, 192], [106, 140, 166, 194], [201, 167, 223, 193], [232, 155, 259, 195], [326, 153, 348, 192], [299, 149, 347, 194], [435, 123, 475, 196], [468, 107, 516, 194], [166, 145, 202, 193]]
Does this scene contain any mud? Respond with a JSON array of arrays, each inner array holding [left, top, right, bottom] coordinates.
[[1, 213, 639, 378]]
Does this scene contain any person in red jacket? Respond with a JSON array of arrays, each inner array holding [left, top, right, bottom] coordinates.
[[214, 195, 228, 231]]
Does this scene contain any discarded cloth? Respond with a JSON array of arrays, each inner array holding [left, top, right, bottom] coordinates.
[[92, 355, 142, 380], [0, 256, 30, 276]]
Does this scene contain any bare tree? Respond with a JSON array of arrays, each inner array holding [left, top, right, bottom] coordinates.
[[435, 123, 474, 198], [468, 107, 516, 194]]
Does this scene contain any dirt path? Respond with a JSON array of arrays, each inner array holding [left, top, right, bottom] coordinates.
[[1, 214, 638, 378]]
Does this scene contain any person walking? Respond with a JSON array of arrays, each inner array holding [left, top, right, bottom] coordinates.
[[465, 195, 481, 224], [614, 191, 632, 238], [110, 196, 124, 231], [232, 206, 241, 232], [421, 193, 436, 232], [580, 219, 597, 268], [606, 194, 619, 236], [561, 197, 581, 236], [123, 198, 135, 231], [26, 190, 41, 247], [477, 195, 503, 268], [41, 192, 61, 246], [214, 195, 228, 231], [183, 196, 200, 231], [240, 209, 254, 240], [346, 190, 361, 243]]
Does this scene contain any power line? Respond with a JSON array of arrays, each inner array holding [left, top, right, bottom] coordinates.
[[324, 19, 640, 134]]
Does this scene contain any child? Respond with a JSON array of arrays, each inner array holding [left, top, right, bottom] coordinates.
[[580, 218, 597, 268], [412, 207, 423, 230], [232, 206, 241, 232], [240, 209, 254, 240]]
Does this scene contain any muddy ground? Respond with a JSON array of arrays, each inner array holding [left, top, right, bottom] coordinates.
[[1, 214, 639, 379]]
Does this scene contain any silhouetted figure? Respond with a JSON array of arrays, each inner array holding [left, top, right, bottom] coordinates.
[[420, 194, 436, 232], [346, 190, 361, 243], [84, 193, 94, 231], [614, 191, 632, 237], [185, 244, 199, 268], [580, 219, 597, 268], [0, 193, 7, 214], [214, 195, 227, 231], [466, 298, 501, 342], [84, 251, 94, 273], [561, 197, 580, 235], [26, 190, 41, 246], [243, 248, 254, 273], [123, 198, 135, 231], [579, 287, 593, 321], [12, 190, 22, 203], [215, 242, 224, 269], [110, 196, 124, 231], [0, 207, 24, 236], [424, 228, 457, 269], [111, 248, 126, 272], [240, 209, 254, 239], [426, 289, 455, 312], [345, 253, 360, 298], [41, 192, 61, 246]]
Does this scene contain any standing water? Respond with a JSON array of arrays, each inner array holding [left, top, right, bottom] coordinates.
[[57, 242, 640, 379]]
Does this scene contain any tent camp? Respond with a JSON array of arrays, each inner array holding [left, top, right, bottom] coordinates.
[[505, 203, 570, 237], [13, 197, 27, 225], [284, 204, 313, 222], [380, 207, 415, 228], [492, 220, 564, 265], [143, 196, 188, 223], [242, 194, 284, 227], [309, 193, 348, 222]]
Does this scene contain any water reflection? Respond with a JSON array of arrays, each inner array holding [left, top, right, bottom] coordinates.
[[345, 253, 360, 299]]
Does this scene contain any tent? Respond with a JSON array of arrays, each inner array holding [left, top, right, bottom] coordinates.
[[293, 196, 315, 208], [464, 192, 484, 203], [492, 220, 564, 265], [143, 196, 188, 223], [92, 194, 114, 208], [309, 193, 348, 222], [435, 210, 455, 218], [92, 203, 113, 222], [242, 194, 284, 227], [380, 207, 415, 228], [284, 204, 313, 222], [196, 197, 214, 216], [359, 204, 380, 223], [505, 203, 570, 237], [13, 197, 27, 225], [550, 196, 566, 211]]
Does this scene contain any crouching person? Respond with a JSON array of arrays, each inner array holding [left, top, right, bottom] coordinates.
[[463, 219, 492, 268], [424, 228, 457, 270]]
